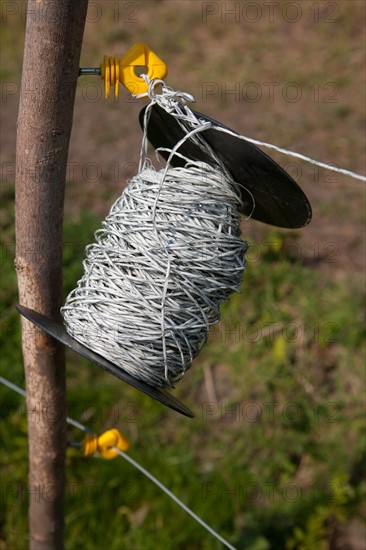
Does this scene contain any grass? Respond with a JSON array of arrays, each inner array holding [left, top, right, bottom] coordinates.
[[1, 203, 365, 550]]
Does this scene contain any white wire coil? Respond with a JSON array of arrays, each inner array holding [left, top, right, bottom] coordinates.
[[61, 162, 248, 387]]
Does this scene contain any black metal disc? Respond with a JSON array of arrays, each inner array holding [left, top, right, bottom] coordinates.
[[16, 305, 194, 418], [139, 105, 312, 229]]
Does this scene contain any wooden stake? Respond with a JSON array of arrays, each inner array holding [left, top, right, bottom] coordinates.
[[15, 2, 88, 548]]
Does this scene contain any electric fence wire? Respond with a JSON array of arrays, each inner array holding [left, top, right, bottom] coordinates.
[[220, 129, 366, 182], [137, 76, 366, 183], [0, 375, 236, 550]]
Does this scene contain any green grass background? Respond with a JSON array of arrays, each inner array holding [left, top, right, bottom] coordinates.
[[1, 1, 365, 549]]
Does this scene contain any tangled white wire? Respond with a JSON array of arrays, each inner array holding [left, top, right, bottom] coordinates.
[[61, 80, 248, 387]]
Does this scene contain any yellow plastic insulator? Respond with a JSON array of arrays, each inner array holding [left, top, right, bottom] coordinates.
[[100, 43, 167, 98], [83, 429, 129, 460]]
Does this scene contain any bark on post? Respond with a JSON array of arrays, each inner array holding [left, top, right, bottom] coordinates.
[[15, 2, 89, 548]]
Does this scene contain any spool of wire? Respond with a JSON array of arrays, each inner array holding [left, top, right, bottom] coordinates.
[[61, 81, 248, 387]]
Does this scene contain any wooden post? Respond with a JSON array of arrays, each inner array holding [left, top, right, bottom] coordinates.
[[15, 2, 89, 549]]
